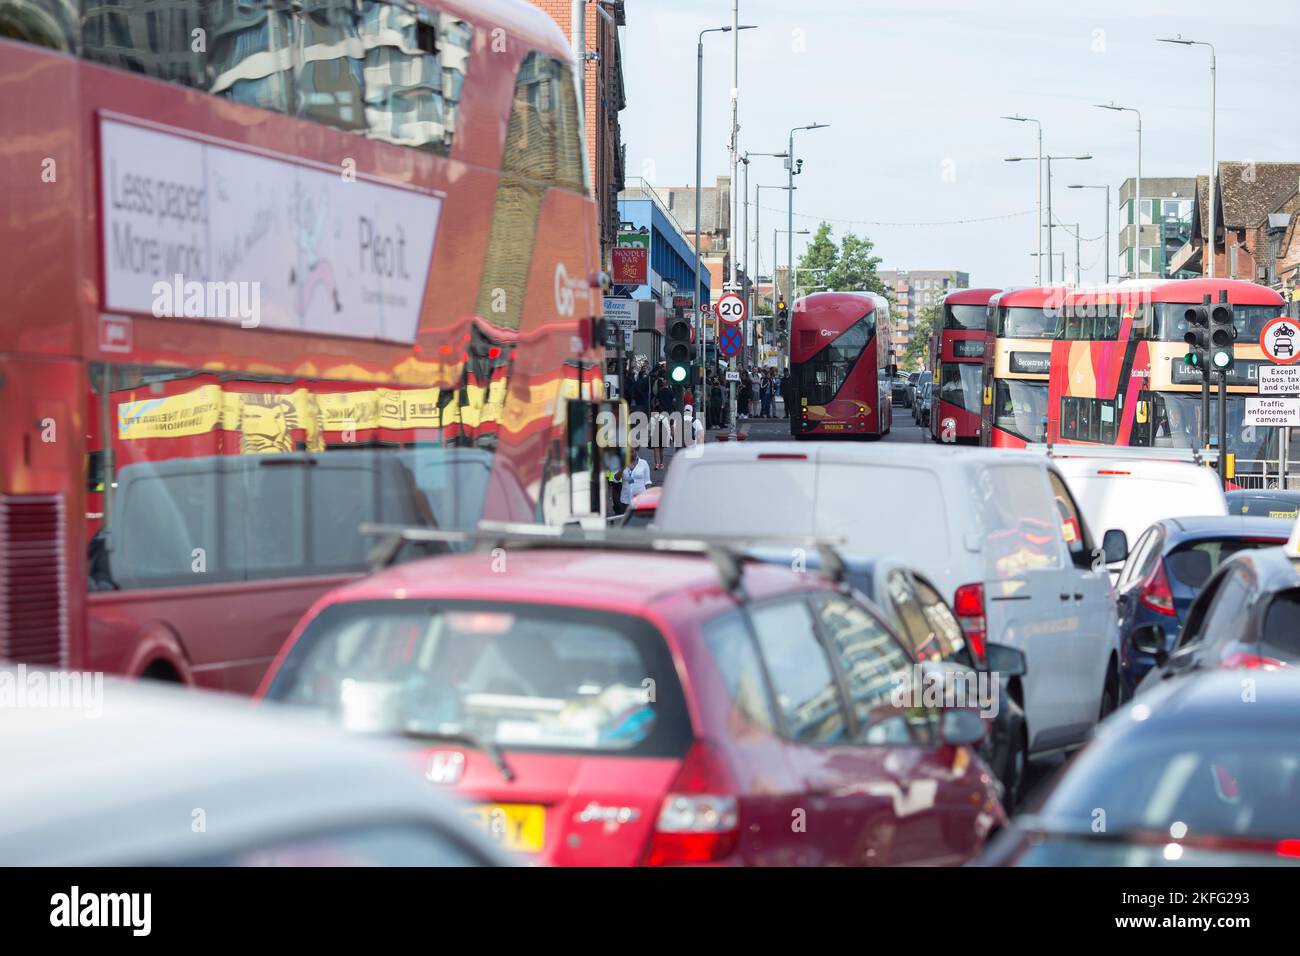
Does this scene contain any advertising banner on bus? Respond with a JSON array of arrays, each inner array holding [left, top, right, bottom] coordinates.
[[99, 117, 442, 344]]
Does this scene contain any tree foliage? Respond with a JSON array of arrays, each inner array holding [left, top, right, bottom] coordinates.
[[794, 222, 888, 298], [903, 302, 937, 371]]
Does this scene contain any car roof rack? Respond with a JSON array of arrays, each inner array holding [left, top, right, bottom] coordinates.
[[1024, 443, 1219, 466], [359, 521, 850, 598]]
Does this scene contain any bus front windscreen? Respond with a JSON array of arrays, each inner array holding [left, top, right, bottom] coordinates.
[[994, 380, 1048, 442], [938, 362, 982, 412], [944, 304, 986, 331], [797, 314, 875, 405], [1130, 391, 1278, 467], [1154, 304, 1282, 342], [997, 307, 1059, 339]]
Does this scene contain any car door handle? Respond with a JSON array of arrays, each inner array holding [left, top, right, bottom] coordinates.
[[1073, 593, 1084, 602], [1059, 593, 1072, 602]]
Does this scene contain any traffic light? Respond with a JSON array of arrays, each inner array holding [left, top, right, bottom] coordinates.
[[665, 307, 695, 385], [1182, 304, 1209, 375], [1209, 301, 1235, 373], [777, 299, 788, 322]]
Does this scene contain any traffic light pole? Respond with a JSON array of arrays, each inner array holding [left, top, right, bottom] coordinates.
[[1217, 371, 1228, 487]]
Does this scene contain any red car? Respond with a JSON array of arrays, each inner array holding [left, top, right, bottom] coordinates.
[[256, 539, 1005, 866], [620, 486, 661, 528]]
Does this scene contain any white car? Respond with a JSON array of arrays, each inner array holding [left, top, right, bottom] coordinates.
[[1045, 450, 1228, 583], [655, 442, 1124, 761]]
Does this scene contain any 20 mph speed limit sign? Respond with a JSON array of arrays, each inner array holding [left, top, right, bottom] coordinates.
[[716, 292, 747, 325]]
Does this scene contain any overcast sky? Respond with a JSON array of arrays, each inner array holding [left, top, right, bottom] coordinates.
[[619, 0, 1300, 288]]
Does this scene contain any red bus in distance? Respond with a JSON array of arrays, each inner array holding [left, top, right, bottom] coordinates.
[[789, 292, 895, 440], [0, 0, 605, 692], [930, 288, 998, 443]]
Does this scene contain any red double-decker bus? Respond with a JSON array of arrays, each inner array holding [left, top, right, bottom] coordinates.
[[1046, 279, 1286, 472], [789, 291, 895, 439], [929, 288, 997, 442], [0, 0, 606, 692], [979, 286, 1061, 447]]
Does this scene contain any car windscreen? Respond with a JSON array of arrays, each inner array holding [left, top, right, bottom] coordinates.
[[1165, 537, 1286, 591], [1039, 731, 1300, 840], [263, 601, 691, 758]]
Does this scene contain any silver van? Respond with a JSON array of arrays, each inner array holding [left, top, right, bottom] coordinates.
[[655, 442, 1123, 758]]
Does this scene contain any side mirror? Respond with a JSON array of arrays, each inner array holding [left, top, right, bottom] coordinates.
[[984, 642, 1027, 677], [1132, 624, 1168, 666], [1102, 528, 1128, 566], [940, 708, 986, 746]]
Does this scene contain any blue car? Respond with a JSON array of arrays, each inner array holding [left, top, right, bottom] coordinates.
[[1114, 515, 1291, 700]]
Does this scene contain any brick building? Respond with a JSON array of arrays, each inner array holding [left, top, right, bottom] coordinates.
[[528, 0, 627, 263], [1170, 162, 1300, 282]]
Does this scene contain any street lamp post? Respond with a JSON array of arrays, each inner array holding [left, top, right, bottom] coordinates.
[[787, 123, 829, 312], [695, 25, 754, 431], [1158, 37, 1216, 278], [1095, 103, 1141, 278], [743, 152, 787, 367], [1006, 153, 1091, 283], [1050, 223, 1082, 284], [1002, 115, 1043, 284], [1069, 184, 1112, 283]]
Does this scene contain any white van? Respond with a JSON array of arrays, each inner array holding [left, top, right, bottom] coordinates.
[[1043, 450, 1227, 583], [654, 442, 1124, 759]]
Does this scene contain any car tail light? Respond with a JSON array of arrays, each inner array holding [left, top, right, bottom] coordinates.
[[953, 583, 987, 665], [1139, 560, 1177, 616], [1277, 839, 1300, 859], [1219, 651, 1287, 671], [644, 741, 739, 866], [1096, 469, 1131, 476]]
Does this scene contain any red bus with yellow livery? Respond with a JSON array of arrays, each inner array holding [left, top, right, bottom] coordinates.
[[1046, 279, 1287, 471], [979, 286, 1060, 447], [0, 0, 607, 691]]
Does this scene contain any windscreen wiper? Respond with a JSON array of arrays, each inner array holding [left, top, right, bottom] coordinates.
[[400, 728, 516, 783]]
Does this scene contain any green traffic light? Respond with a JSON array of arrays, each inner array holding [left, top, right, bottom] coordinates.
[[1184, 353, 1200, 367], [1213, 351, 1231, 369], [670, 365, 687, 383]]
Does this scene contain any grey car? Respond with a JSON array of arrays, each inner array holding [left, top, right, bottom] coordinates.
[[0, 675, 513, 866]]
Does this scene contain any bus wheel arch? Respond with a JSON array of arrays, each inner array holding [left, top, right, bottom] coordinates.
[[124, 629, 195, 686]]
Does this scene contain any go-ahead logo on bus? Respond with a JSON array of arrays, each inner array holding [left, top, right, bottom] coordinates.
[[98, 117, 442, 344], [1260, 316, 1300, 364]]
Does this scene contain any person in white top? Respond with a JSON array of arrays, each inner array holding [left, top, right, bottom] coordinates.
[[620, 445, 652, 506], [682, 405, 705, 446]]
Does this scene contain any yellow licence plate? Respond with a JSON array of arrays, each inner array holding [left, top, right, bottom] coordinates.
[[464, 803, 546, 853]]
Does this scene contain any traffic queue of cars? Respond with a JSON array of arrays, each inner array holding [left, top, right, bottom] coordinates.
[[7, 409, 1295, 868]]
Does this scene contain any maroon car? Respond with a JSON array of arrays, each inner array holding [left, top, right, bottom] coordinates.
[[257, 541, 1006, 866]]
